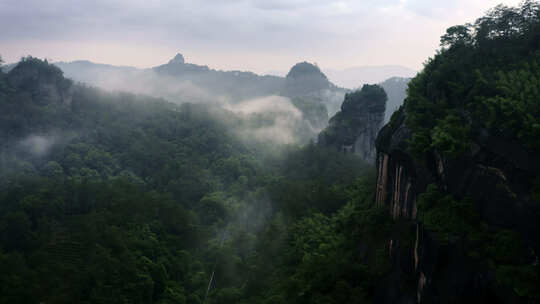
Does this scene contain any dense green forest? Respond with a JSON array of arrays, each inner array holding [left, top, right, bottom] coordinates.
[[383, 1, 540, 301], [2, 1, 540, 303], [405, 1, 540, 157], [0, 57, 391, 303]]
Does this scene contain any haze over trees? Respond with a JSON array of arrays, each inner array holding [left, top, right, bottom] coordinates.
[[0, 1, 540, 303]]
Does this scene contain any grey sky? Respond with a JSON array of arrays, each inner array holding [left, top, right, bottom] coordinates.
[[0, 0, 522, 74]]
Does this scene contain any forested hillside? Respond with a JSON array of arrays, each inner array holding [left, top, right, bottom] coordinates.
[[2, 1, 540, 303], [375, 1, 540, 302], [0, 57, 391, 303]]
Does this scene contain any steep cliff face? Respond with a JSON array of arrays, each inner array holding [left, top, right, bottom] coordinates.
[[372, 3, 540, 300], [318, 84, 386, 164], [375, 108, 540, 303]]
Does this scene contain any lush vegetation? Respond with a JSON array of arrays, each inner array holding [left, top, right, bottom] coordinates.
[[0, 57, 392, 303], [405, 0, 540, 157], [389, 1, 540, 300], [3, 1, 540, 302], [417, 185, 539, 299]]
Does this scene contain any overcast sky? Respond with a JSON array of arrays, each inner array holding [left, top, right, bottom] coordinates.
[[0, 0, 522, 74]]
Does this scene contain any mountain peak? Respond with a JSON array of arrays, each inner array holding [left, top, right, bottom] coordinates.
[[286, 61, 326, 79], [168, 53, 185, 65]]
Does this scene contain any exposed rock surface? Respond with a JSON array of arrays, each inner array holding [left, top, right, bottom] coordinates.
[[318, 84, 387, 164], [374, 108, 540, 303]]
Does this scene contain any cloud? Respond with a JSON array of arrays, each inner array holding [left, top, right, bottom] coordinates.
[[224, 96, 301, 117], [0, 0, 525, 72], [225, 96, 305, 144], [19, 135, 57, 157]]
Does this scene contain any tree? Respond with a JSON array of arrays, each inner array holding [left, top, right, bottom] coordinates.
[[440, 25, 472, 47]]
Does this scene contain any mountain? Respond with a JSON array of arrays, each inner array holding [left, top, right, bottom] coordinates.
[[318, 84, 387, 163], [283, 61, 346, 122], [3, 2, 539, 302], [0, 56, 379, 303], [54, 54, 345, 102], [53, 55, 347, 130], [324, 65, 416, 89], [53, 60, 139, 85], [374, 3, 540, 302], [151, 53, 285, 100]]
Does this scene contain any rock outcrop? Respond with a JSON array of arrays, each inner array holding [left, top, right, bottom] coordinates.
[[168, 53, 185, 65], [318, 84, 387, 164], [374, 108, 540, 303]]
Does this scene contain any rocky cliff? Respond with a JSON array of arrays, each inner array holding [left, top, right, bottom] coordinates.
[[371, 3, 540, 301], [374, 108, 540, 303], [318, 84, 386, 164]]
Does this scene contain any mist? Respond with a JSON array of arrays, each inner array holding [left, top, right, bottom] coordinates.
[[225, 96, 306, 145], [19, 135, 57, 157], [52, 56, 345, 147]]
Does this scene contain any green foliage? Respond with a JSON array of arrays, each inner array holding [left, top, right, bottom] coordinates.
[[430, 114, 471, 157], [496, 265, 539, 298], [417, 184, 540, 299], [340, 84, 387, 114], [487, 230, 540, 299], [477, 58, 540, 149], [532, 178, 540, 204], [245, 176, 393, 304], [0, 57, 385, 303], [405, 1, 540, 157], [440, 25, 472, 48], [417, 184, 478, 243]]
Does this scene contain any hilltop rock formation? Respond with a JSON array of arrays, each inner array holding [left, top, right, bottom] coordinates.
[[168, 53, 185, 65], [318, 84, 387, 163]]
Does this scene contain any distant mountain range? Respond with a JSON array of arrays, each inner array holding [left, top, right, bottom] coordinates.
[[6, 53, 411, 128], [53, 54, 346, 104]]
